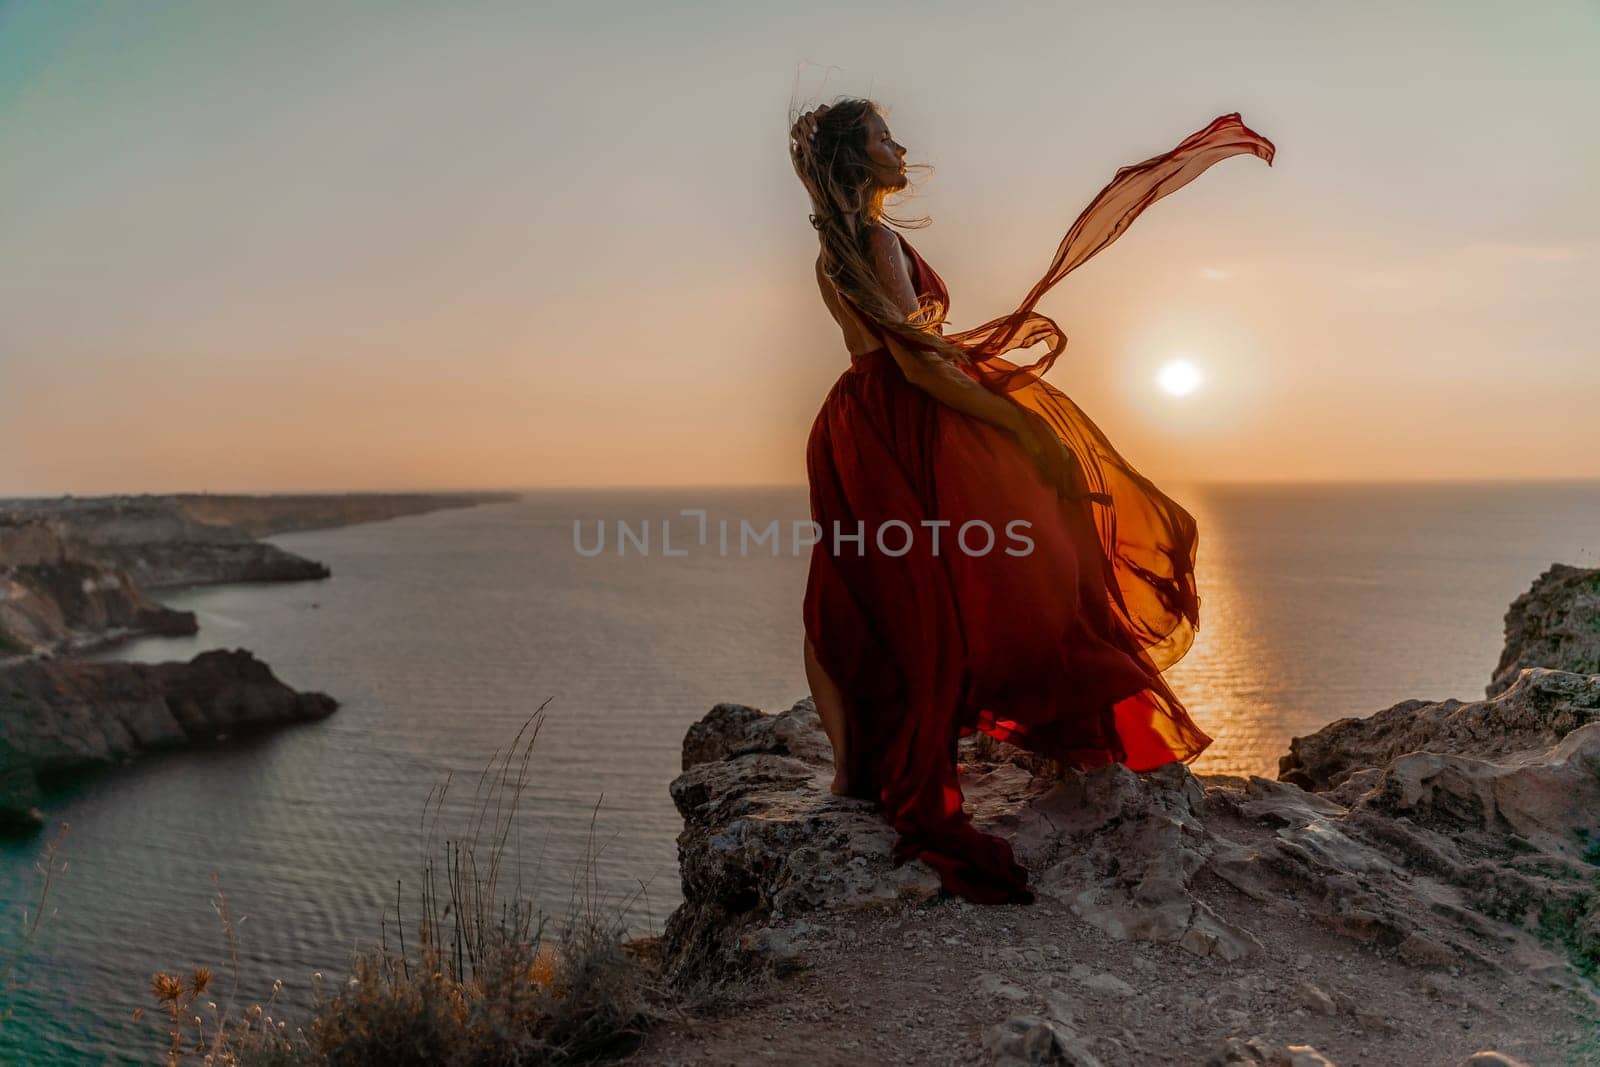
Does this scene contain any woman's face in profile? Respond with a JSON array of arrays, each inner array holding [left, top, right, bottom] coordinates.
[[862, 110, 908, 192]]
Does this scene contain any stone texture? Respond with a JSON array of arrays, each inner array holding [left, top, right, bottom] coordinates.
[[662, 698, 943, 984], [1278, 668, 1600, 792], [1489, 562, 1600, 698], [984, 1014, 1103, 1067]]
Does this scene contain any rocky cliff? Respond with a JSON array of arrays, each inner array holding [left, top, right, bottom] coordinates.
[[638, 563, 1600, 1066], [1489, 562, 1600, 698], [0, 649, 336, 833], [0, 516, 197, 660]]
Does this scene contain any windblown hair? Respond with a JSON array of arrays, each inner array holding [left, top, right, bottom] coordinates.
[[789, 98, 974, 368]]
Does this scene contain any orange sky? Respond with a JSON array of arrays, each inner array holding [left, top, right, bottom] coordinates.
[[2, 2, 1597, 495]]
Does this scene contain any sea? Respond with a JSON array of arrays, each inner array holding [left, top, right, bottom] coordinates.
[[2, 481, 1599, 1062]]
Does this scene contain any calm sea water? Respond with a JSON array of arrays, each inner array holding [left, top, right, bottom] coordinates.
[[3, 482, 1599, 1061]]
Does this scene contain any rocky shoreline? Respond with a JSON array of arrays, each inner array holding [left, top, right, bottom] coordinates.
[[0, 491, 514, 658], [0, 490, 514, 832], [0, 649, 337, 834], [634, 562, 1600, 1066]]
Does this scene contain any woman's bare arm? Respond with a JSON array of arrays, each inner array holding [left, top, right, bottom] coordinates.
[[865, 226, 1087, 497], [884, 332, 1025, 436], [864, 226, 1024, 437]]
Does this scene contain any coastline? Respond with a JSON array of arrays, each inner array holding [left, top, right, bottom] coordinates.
[[0, 490, 518, 832]]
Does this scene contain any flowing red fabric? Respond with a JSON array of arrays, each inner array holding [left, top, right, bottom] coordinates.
[[802, 114, 1275, 905]]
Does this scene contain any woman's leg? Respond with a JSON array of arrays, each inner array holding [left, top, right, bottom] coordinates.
[[804, 634, 852, 795]]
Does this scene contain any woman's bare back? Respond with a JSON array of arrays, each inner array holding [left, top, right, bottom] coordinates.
[[814, 228, 917, 357]]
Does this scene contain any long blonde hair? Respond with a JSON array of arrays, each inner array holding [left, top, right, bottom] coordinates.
[[789, 99, 974, 368]]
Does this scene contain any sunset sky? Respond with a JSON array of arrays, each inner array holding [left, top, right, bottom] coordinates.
[[2, 1, 1596, 494]]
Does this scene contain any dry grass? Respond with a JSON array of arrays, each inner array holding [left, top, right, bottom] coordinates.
[[144, 702, 678, 1065]]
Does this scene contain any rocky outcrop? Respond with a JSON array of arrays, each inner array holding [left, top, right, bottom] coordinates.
[[656, 700, 1593, 1062], [0, 649, 336, 833], [653, 561, 1600, 1064], [662, 689, 1600, 974], [663, 701, 946, 982], [1277, 668, 1600, 791], [656, 693, 1596, 1063], [0, 517, 196, 659], [1489, 562, 1600, 697]]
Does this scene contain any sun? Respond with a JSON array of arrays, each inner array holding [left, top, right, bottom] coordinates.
[[1156, 359, 1203, 397]]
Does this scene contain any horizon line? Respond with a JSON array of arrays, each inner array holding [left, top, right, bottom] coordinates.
[[6, 474, 1600, 501]]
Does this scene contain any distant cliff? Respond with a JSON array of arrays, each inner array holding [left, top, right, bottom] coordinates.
[[0, 649, 336, 833], [0, 491, 517, 655], [0, 491, 515, 590], [5, 497, 328, 591], [171, 491, 517, 539]]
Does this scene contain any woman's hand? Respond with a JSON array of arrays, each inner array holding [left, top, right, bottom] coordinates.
[[790, 104, 831, 154]]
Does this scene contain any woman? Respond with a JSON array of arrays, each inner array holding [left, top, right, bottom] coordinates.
[[790, 100, 1274, 905]]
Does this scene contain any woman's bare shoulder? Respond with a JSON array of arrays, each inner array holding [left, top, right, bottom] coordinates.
[[862, 222, 904, 262], [811, 226, 914, 310], [863, 225, 917, 313]]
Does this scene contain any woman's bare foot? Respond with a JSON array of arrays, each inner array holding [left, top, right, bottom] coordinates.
[[829, 768, 851, 795]]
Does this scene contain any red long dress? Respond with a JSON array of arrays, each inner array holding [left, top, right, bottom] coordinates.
[[802, 114, 1275, 905]]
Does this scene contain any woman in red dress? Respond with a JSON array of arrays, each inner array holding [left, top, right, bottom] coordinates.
[[789, 100, 1274, 905]]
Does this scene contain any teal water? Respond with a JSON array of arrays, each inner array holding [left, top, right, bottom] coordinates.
[[2, 482, 1598, 1062]]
